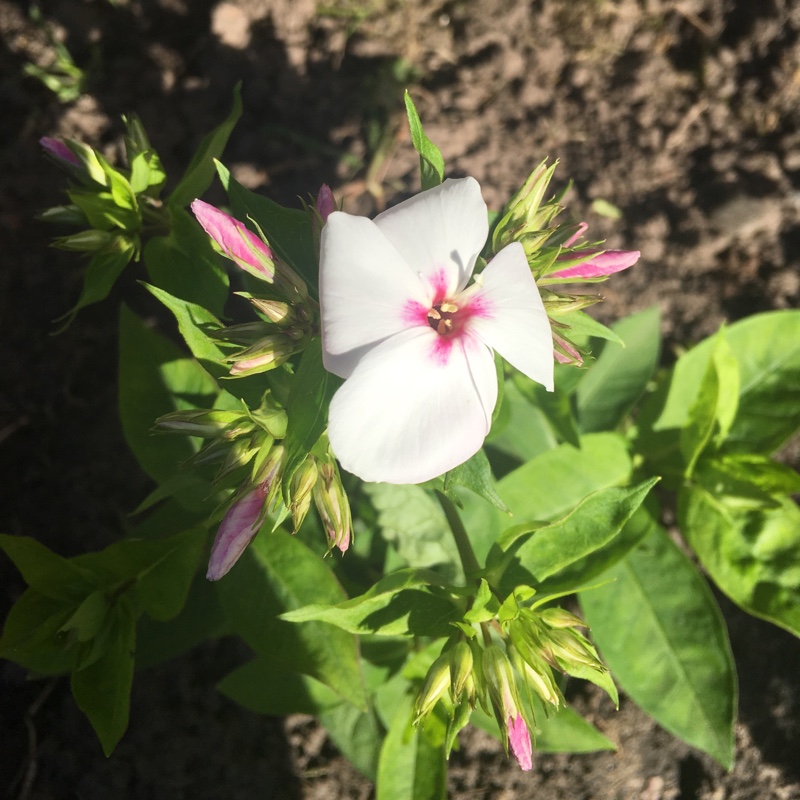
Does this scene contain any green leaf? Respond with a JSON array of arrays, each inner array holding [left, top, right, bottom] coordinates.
[[217, 160, 319, 290], [0, 588, 75, 674], [54, 238, 135, 331], [118, 305, 218, 484], [458, 432, 633, 564], [136, 572, 229, 668], [696, 454, 800, 500], [143, 283, 227, 375], [486, 378, 557, 464], [376, 695, 446, 800], [679, 485, 800, 638], [130, 150, 166, 194], [216, 528, 367, 709], [442, 449, 509, 513], [492, 478, 659, 591], [281, 568, 461, 637], [580, 525, 736, 768], [576, 305, 661, 433], [365, 483, 461, 581], [550, 309, 624, 345], [639, 310, 800, 458], [320, 703, 384, 780], [513, 370, 580, 448], [71, 599, 137, 756], [133, 527, 205, 621], [0, 534, 97, 602], [680, 333, 739, 476], [169, 83, 242, 209], [281, 338, 339, 496], [404, 91, 445, 190], [218, 655, 343, 715], [143, 207, 230, 316]]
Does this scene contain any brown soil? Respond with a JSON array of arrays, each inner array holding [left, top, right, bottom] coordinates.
[[1, 0, 799, 798]]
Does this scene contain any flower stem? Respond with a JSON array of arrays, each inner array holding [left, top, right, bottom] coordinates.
[[436, 490, 482, 584]]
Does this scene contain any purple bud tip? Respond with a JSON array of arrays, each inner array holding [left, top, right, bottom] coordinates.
[[508, 714, 533, 771], [206, 486, 267, 581], [316, 184, 335, 223], [40, 136, 81, 166]]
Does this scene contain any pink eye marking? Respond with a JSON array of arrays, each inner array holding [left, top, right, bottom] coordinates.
[[429, 335, 453, 367]]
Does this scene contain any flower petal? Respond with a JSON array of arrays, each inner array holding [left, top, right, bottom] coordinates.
[[327, 326, 497, 484], [508, 714, 533, 771], [374, 177, 488, 298], [207, 485, 266, 580], [467, 242, 555, 391], [320, 212, 428, 378], [550, 248, 640, 280]]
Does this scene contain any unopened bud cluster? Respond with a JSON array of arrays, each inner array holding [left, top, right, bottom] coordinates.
[[413, 582, 613, 772], [40, 116, 168, 263], [191, 199, 318, 376], [156, 391, 351, 579], [492, 160, 640, 367]]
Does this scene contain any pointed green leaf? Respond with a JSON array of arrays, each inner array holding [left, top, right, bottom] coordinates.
[[459, 432, 633, 565], [54, 238, 135, 331], [442, 449, 509, 513], [404, 91, 445, 190], [281, 568, 461, 637], [169, 83, 242, 209], [492, 478, 658, 590], [71, 599, 137, 756], [580, 525, 736, 768], [0, 534, 97, 602]]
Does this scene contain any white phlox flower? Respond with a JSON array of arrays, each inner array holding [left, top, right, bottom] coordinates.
[[320, 177, 554, 484]]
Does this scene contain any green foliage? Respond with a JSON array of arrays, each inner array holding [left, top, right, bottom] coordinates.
[[216, 161, 319, 291], [169, 84, 243, 209], [0, 528, 204, 754], [215, 528, 367, 710], [581, 525, 737, 768], [404, 91, 445, 190]]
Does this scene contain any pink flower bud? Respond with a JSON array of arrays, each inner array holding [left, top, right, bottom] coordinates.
[[315, 184, 335, 223], [191, 199, 276, 282], [40, 136, 81, 167], [207, 484, 267, 580], [508, 714, 533, 771], [549, 248, 640, 280]]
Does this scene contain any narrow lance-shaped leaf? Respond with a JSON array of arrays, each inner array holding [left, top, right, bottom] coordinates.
[[404, 90, 445, 190]]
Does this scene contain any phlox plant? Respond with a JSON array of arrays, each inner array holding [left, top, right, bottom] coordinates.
[[3, 87, 800, 796]]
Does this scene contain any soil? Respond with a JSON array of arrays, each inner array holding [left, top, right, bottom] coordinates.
[[1, 0, 799, 798]]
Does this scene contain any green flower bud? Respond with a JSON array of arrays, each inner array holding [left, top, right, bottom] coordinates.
[[448, 640, 474, 703], [413, 653, 451, 725], [290, 457, 318, 532], [312, 457, 352, 553]]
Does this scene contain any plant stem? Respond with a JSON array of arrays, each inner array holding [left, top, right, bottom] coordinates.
[[436, 490, 482, 584]]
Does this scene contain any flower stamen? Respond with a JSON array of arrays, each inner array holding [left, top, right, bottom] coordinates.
[[428, 302, 460, 337]]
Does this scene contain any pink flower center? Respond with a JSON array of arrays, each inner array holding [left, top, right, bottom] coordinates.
[[427, 301, 465, 337]]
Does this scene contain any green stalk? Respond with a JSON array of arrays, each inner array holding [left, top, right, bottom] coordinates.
[[436, 490, 482, 584]]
